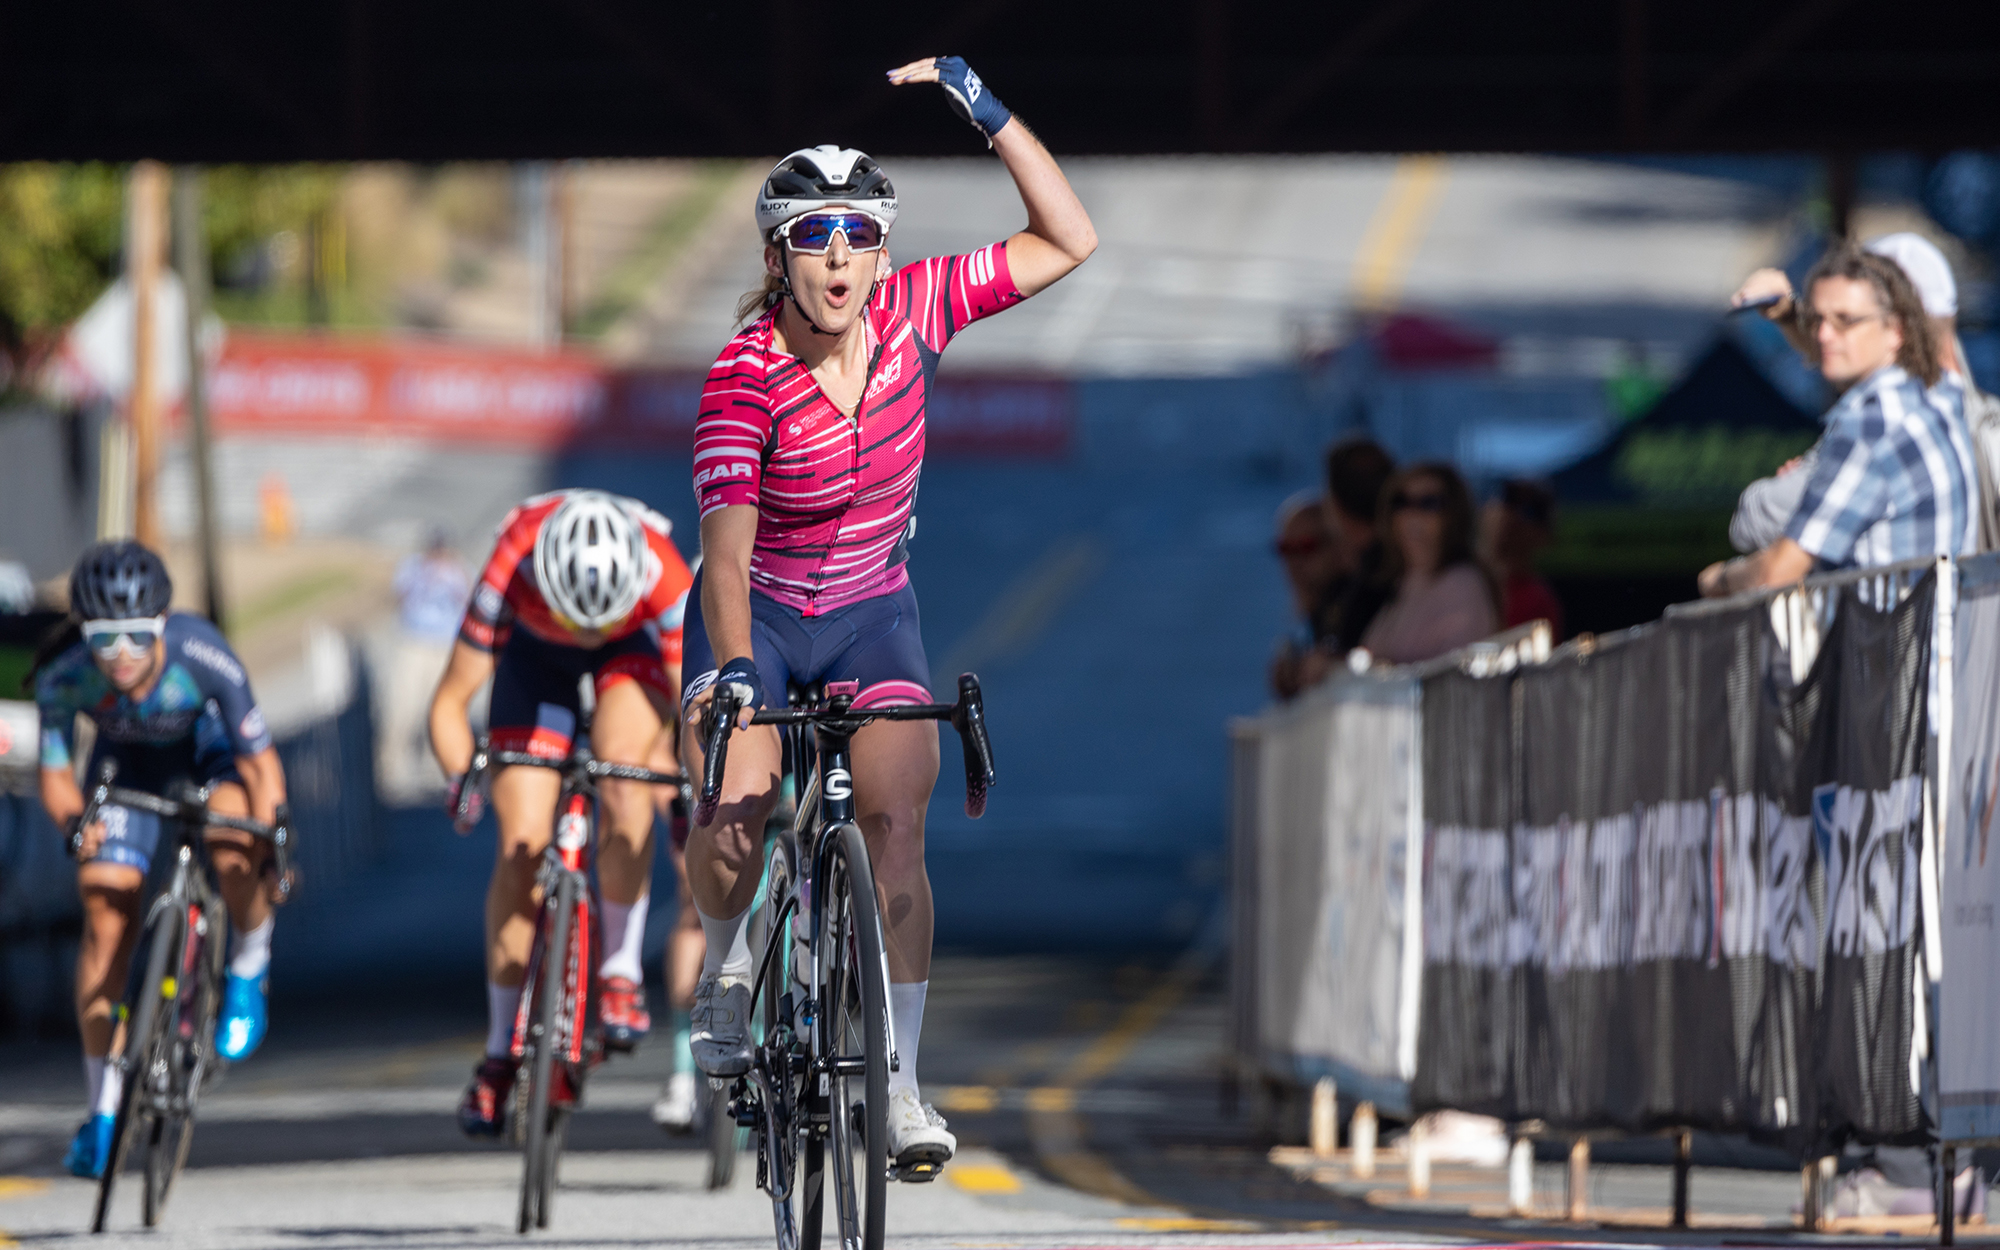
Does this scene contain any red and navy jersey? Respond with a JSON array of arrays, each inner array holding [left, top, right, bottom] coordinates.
[[460, 490, 694, 663], [694, 243, 1022, 616]]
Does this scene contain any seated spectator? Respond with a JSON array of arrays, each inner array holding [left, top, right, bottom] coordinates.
[[1482, 479, 1564, 638], [1358, 463, 1499, 665], [1701, 243, 1972, 596], [1316, 438, 1397, 652], [1729, 232, 1980, 553], [1268, 493, 1341, 700]]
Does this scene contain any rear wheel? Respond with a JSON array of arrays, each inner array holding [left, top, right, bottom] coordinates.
[[518, 872, 576, 1235], [95, 898, 183, 1233], [801, 822, 890, 1250]]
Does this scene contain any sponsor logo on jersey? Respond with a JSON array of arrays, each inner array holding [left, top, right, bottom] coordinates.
[[475, 584, 504, 618], [864, 354, 903, 401], [181, 636, 246, 686], [240, 707, 267, 743], [693, 462, 755, 489]]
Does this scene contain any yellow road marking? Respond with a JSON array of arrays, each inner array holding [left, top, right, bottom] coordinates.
[[1117, 1216, 1261, 1232], [1351, 155, 1449, 312], [1024, 1086, 1075, 1114], [0, 1177, 48, 1198], [948, 1164, 1023, 1195], [935, 1084, 999, 1113]]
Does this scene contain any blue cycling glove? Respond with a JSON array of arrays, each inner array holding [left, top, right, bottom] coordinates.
[[932, 56, 1011, 143], [716, 656, 766, 711]]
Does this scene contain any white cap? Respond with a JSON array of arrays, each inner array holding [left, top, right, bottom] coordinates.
[[1866, 232, 1957, 318]]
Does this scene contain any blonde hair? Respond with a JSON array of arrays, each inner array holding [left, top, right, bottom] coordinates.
[[736, 272, 785, 326]]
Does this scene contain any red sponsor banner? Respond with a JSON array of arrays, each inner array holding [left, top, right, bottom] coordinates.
[[204, 331, 1072, 456]]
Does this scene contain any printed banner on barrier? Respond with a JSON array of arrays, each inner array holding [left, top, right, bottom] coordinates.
[[1246, 674, 1424, 1105], [1416, 576, 1931, 1152], [1942, 556, 2000, 1142]]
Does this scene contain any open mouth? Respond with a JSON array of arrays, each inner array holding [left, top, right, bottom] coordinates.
[[824, 280, 851, 308]]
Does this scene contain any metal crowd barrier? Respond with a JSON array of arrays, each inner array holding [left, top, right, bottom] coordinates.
[[1232, 555, 1992, 1235]]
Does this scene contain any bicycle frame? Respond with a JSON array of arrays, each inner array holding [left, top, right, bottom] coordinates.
[[82, 765, 289, 1234], [701, 675, 997, 1248], [512, 784, 599, 1071]]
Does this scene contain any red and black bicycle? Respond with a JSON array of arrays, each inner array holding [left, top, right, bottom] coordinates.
[[456, 736, 681, 1234]]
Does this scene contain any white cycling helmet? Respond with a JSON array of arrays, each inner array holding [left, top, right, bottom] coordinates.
[[534, 491, 650, 630], [755, 145, 899, 240]]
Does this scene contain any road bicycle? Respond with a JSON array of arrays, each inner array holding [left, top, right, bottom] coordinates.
[[80, 761, 293, 1234], [455, 735, 681, 1234], [696, 673, 995, 1250]]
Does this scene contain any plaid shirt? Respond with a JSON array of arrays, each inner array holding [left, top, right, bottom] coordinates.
[[1785, 365, 1976, 569]]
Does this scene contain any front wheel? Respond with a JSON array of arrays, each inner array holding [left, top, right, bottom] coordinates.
[[143, 901, 218, 1226], [518, 871, 577, 1235], [94, 898, 184, 1233], [802, 822, 889, 1250]]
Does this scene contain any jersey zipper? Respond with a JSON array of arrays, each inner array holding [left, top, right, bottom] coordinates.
[[805, 338, 887, 615]]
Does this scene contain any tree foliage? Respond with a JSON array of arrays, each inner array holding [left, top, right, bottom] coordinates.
[[0, 164, 125, 361]]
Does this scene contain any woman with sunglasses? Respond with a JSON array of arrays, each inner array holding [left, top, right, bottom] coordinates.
[[680, 56, 1095, 1178], [32, 541, 288, 1179], [1357, 464, 1500, 665]]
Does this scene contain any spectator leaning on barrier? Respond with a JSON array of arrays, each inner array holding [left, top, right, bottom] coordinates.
[[1358, 462, 1499, 665], [1699, 244, 1974, 597], [1316, 438, 1397, 653], [1482, 479, 1564, 638], [1729, 233, 1990, 553], [1268, 492, 1342, 700]]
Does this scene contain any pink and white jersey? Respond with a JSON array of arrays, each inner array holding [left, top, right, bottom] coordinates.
[[694, 243, 1022, 615]]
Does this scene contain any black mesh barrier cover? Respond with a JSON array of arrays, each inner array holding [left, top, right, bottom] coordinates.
[[1414, 574, 1933, 1157]]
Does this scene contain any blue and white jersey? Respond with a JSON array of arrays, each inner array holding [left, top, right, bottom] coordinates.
[[35, 612, 273, 773], [1785, 365, 1976, 570]]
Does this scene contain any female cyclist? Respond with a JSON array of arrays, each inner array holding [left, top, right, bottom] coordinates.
[[429, 489, 693, 1136], [35, 542, 289, 1178], [680, 55, 1095, 1176]]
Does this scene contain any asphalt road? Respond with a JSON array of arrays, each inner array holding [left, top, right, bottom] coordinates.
[[0, 931, 1847, 1250]]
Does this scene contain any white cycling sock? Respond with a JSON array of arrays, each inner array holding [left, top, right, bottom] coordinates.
[[84, 1054, 106, 1115], [696, 903, 755, 981], [888, 981, 927, 1098], [229, 917, 274, 981], [599, 894, 649, 985], [96, 1063, 123, 1118], [486, 982, 523, 1058]]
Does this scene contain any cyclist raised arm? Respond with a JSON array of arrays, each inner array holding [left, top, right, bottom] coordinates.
[[34, 542, 289, 1181], [682, 55, 1092, 1180], [427, 489, 693, 1138]]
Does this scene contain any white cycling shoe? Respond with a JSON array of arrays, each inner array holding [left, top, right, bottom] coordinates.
[[885, 1088, 954, 1182], [652, 1071, 697, 1134]]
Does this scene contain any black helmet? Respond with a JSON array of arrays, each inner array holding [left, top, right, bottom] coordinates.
[[70, 541, 172, 620]]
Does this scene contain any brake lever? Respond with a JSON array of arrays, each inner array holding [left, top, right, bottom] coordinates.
[[271, 801, 296, 904], [69, 760, 121, 859], [696, 690, 742, 828], [452, 741, 491, 832], [950, 673, 996, 819]]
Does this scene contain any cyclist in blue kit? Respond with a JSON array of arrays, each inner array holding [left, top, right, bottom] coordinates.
[[33, 542, 290, 1179]]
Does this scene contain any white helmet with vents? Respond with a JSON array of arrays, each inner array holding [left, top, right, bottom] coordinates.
[[534, 491, 649, 630], [755, 145, 898, 240]]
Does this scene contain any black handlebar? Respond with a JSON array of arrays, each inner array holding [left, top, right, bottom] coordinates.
[[454, 741, 686, 831], [74, 760, 297, 901], [694, 672, 997, 826]]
